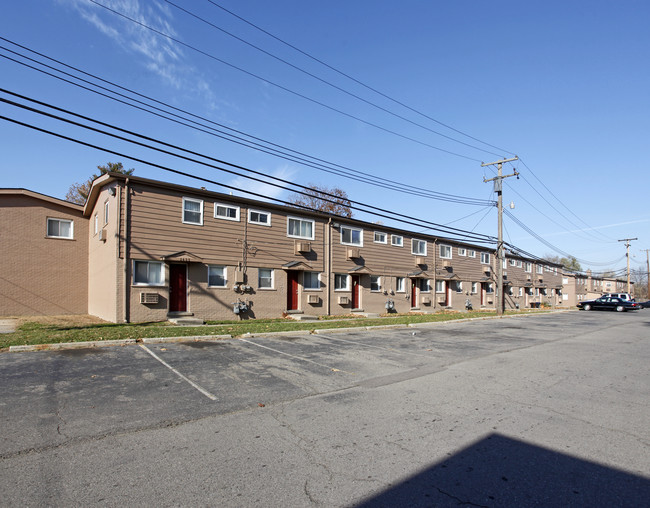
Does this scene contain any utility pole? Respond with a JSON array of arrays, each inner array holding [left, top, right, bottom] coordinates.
[[482, 156, 519, 316], [618, 238, 637, 294]]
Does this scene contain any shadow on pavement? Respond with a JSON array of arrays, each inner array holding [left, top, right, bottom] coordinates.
[[354, 433, 649, 507]]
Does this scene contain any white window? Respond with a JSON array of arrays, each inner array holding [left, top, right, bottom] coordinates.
[[420, 279, 431, 292], [471, 282, 478, 294], [502, 258, 507, 269], [208, 266, 227, 287], [525, 262, 532, 272], [562, 277, 569, 284], [467, 249, 476, 258], [486, 283, 494, 294], [480, 252, 490, 265], [104, 200, 109, 225], [518, 287, 523, 297], [133, 261, 164, 286], [94, 213, 98, 235], [396, 277, 405, 292], [258, 268, 274, 289], [412, 239, 427, 256], [374, 232, 387, 244], [334, 274, 349, 290], [304, 271, 320, 290], [183, 197, 203, 225], [341, 226, 363, 246], [537, 265, 543, 274], [509, 259, 516, 267], [516, 260, 522, 268], [214, 202, 240, 221], [370, 276, 381, 292], [391, 235, 403, 247], [435, 280, 444, 293], [47, 218, 73, 239], [249, 209, 271, 226], [455, 281, 463, 293], [287, 217, 314, 239], [439, 244, 452, 259], [458, 247, 467, 256]]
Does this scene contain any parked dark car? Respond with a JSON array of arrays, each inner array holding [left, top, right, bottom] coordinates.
[[639, 300, 650, 309], [577, 297, 641, 312]]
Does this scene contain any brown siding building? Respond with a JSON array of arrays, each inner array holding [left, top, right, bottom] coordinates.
[[1, 174, 566, 322]]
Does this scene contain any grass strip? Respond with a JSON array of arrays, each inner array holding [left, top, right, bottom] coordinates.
[[1, 309, 549, 350]]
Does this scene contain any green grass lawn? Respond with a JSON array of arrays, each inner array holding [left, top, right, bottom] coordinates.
[[1, 309, 550, 350]]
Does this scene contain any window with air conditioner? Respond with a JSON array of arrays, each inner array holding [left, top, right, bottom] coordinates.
[[287, 217, 314, 240], [334, 273, 349, 291], [439, 244, 452, 259], [341, 226, 363, 246], [303, 271, 320, 290], [133, 261, 164, 286]]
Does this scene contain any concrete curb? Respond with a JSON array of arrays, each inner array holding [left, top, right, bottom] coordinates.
[[7, 310, 572, 353]]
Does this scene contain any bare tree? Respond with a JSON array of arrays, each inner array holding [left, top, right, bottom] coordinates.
[[289, 184, 353, 218]]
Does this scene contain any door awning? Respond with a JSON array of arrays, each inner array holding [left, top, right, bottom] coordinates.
[[160, 251, 203, 263], [407, 269, 431, 278], [282, 261, 313, 271], [348, 265, 373, 274]]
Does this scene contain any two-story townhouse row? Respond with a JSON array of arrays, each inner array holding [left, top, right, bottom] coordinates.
[[0, 173, 565, 322]]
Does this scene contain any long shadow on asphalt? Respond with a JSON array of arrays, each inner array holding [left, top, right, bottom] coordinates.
[[354, 433, 650, 507]]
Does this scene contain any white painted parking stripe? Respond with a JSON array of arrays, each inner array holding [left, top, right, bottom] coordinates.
[[139, 344, 217, 401], [238, 338, 351, 374]]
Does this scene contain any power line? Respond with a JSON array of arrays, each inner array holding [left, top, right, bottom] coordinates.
[[86, 0, 484, 161], [203, 0, 514, 156], [0, 39, 493, 206], [164, 0, 505, 158], [0, 94, 498, 243]]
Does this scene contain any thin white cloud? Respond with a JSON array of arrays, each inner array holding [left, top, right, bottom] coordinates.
[[541, 217, 650, 238], [60, 0, 212, 98], [228, 165, 298, 202]]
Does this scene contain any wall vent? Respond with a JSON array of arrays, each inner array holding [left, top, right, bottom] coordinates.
[[338, 295, 350, 305], [307, 294, 320, 304]]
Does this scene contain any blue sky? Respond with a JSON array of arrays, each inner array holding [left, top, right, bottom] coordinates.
[[1, 0, 649, 274]]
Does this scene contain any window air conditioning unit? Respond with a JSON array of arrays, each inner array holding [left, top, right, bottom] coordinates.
[[346, 247, 360, 259], [295, 241, 311, 254], [233, 269, 245, 284], [307, 294, 320, 304], [484, 269, 491, 276], [442, 260, 451, 268], [338, 295, 350, 305], [98, 229, 106, 242], [140, 292, 159, 304], [416, 257, 427, 266], [422, 296, 431, 305], [437, 295, 446, 303]]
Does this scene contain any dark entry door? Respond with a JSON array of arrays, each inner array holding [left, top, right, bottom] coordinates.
[[351, 275, 361, 309], [169, 264, 187, 312], [287, 271, 299, 310], [411, 279, 417, 307]]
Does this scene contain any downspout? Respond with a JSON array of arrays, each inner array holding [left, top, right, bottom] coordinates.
[[123, 178, 130, 323], [326, 218, 332, 316], [433, 239, 438, 311]]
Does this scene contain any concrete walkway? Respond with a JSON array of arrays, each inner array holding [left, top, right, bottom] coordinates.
[[0, 319, 17, 333]]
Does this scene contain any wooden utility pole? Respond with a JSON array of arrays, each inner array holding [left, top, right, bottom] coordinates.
[[618, 238, 637, 294], [482, 156, 519, 316]]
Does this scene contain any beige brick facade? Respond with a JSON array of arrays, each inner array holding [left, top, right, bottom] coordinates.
[[0, 190, 88, 316]]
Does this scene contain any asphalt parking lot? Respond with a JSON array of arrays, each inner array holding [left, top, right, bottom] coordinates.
[[1, 311, 649, 506]]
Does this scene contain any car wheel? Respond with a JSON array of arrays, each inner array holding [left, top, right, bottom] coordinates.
[[616, 305, 625, 312], [583, 304, 591, 311]]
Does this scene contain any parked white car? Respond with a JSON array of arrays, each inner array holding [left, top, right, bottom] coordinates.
[[602, 292, 634, 301]]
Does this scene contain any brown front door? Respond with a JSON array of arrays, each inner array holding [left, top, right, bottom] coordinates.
[[351, 275, 361, 309], [169, 264, 187, 312], [411, 279, 417, 307], [287, 271, 299, 310]]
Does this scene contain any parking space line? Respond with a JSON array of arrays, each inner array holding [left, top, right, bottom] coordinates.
[[319, 334, 435, 358], [238, 338, 351, 374], [139, 344, 217, 401]]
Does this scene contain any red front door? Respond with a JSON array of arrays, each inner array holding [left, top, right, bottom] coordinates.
[[411, 279, 417, 307], [351, 275, 361, 309], [169, 264, 187, 312], [287, 271, 299, 310]]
